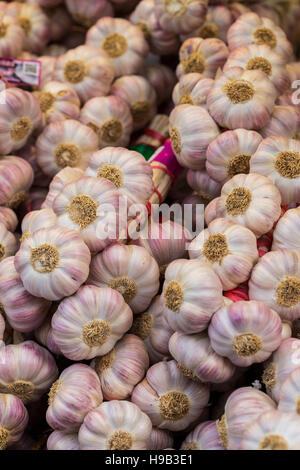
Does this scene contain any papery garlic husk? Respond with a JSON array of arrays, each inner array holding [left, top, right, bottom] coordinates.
[[153, 0, 207, 35], [47, 430, 80, 450], [131, 360, 209, 432], [260, 106, 300, 140], [45, 44, 68, 57], [17, 4, 50, 54], [228, 2, 250, 20], [0, 156, 34, 208], [286, 62, 300, 84], [204, 173, 282, 237], [189, 218, 258, 290], [27, 187, 48, 212], [0, 393, 28, 450], [34, 307, 61, 355], [41, 166, 84, 209], [169, 331, 236, 384], [65, 0, 113, 29], [88, 244, 160, 314], [186, 169, 221, 204], [278, 367, 300, 415], [172, 73, 214, 109], [272, 207, 300, 251], [54, 45, 115, 103], [52, 285, 133, 361], [147, 427, 174, 450], [36, 55, 57, 90], [207, 67, 277, 130], [141, 64, 176, 105], [162, 258, 223, 334], [21, 208, 57, 241], [0, 223, 18, 264], [0, 340, 58, 403], [90, 333, 149, 400], [14, 226, 91, 301], [181, 421, 225, 450], [0, 208, 18, 233], [249, 249, 300, 322], [86, 17, 149, 77], [0, 257, 50, 333], [250, 3, 281, 26], [16, 139, 52, 188], [111, 75, 157, 131], [44, 5, 72, 42], [0, 11, 25, 57], [208, 300, 282, 367], [46, 363, 103, 432], [282, 320, 292, 341], [169, 104, 220, 170], [240, 410, 300, 450], [78, 400, 152, 450], [250, 136, 300, 205], [176, 37, 229, 79], [80, 96, 133, 149]]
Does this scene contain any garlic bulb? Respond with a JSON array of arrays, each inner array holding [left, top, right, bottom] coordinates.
[[260, 106, 300, 140], [0, 156, 34, 208], [54, 45, 115, 103], [45, 5, 72, 43], [35, 311, 61, 355], [111, 75, 157, 131], [249, 250, 300, 322], [78, 400, 152, 450], [148, 427, 174, 450], [141, 64, 176, 105], [27, 187, 48, 212], [209, 300, 282, 367], [37, 55, 57, 89], [0, 208, 18, 233], [204, 173, 282, 237], [153, 0, 207, 35], [0, 11, 24, 57], [181, 421, 225, 450], [169, 104, 220, 170], [272, 207, 300, 251], [0, 257, 50, 333], [172, 73, 214, 108], [189, 218, 258, 290], [80, 96, 133, 149], [47, 430, 80, 450], [187, 169, 221, 203], [177, 37, 229, 78], [51, 285, 133, 361], [278, 367, 300, 415], [88, 244, 160, 314], [0, 223, 18, 263], [16, 140, 51, 188], [90, 334, 149, 400], [207, 67, 277, 130], [46, 364, 102, 432], [21, 209, 57, 241], [131, 360, 209, 431], [42, 167, 84, 209], [0, 340, 58, 403], [36, 119, 98, 178], [17, 4, 50, 54], [206, 128, 262, 184], [0, 393, 28, 450], [169, 331, 236, 384], [14, 226, 91, 301], [45, 44, 68, 57], [65, 0, 113, 29], [86, 17, 149, 77], [162, 258, 223, 334]]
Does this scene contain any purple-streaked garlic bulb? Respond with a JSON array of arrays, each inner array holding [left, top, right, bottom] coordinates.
[[141, 64, 176, 105], [80, 96, 133, 149], [172, 73, 214, 109], [162, 259, 223, 334], [86, 17, 149, 77], [153, 0, 207, 35], [44, 5, 72, 43], [169, 104, 220, 170], [90, 334, 149, 400], [260, 106, 300, 140], [0, 393, 28, 450], [181, 421, 225, 450], [0, 224, 18, 263], [16, 139, 52, 188], [208, 300, 282, 367], [131, 360, 209, 431], [36, 55, 57, 90], [41, 167, 84, 209], [51, 285, 133, 361], [47, 430, 80, 450], [21, 209, 57, 241], [35, 311, 61, 356], [78, 400, 152, 450], [88, 244, 160, 314], [272, 207, 300, 251], [205, 129, 263, 185], [14, 226, 91, 301], [0, 208, 18, 233], [0, 156, 34, 208], [148, 427, 174, 450], [186, 169, 221, 205], [278, 367, 300, 415], [0, 340, 58, 403], [204, 173, 282, 237], [54, 45, 115, 103], [46, 364, 102, 432], [0, 11, 24, 57], [17, 4, 50, 54], [65, 0, 113, 29]]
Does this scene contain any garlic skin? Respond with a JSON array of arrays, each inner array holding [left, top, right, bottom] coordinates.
[[169, 331, 236, 384], [162, 259, 223, 334], [86, 17, 149, 77], [189, 218, 258, 290], [207, 67, 277, 130], [260, 106, 300, 140], [0, 208, 18, 233], [208, 300, 282, 367], [240, 410, 300, 450], [45, 5, 72, 43], [36, 119, 98, 178], [0, 12, 24, 57], [206, 128, 262, 185], [47, 430, 80, 450], [153, 0, 207, 35], [141, 64, 176, 105], [148, 428, 173, 450], [80, 96, 133, 149], [0, 223, 18, 263], [35, 312, 61, 355], [172, 73, 214, 109], [0, 340, 58, 403], [278, 368, 300, 415], [176, 37, 229, 79], [88, 244, 160, 314], [169, 104, 220, 170], [14, 226, 91, 301], [181, 5, 234, 43], [85, 147, 153, 206], [54, 45, 115, 103], [249, 250, 300, 322], [42, 167, 84, 209], [65, 0, 113, 29], [0, 88, 42, 155], [187, 169, 221, 203], [17, 4, 50, 55], [227, 12, 293, 61], [131, 360, 209, 432], [16, 140, 52, 189], [0, 257, 50, 333], [90, 334, 149, 400], [37, 55, 57, 90], [272, 207, 300, 251], [45, 44, 68, 58], [0, 156, 34, 208], [52, 285, 133, 361], [78, 400, 152, 450], [205, 173, 282, 237], [27, 187, 48, 212], [0, 393, 28, 450], [46, 364, 103, 432], [21, 209, 57, 240], [111, 75, 157, 131], [181, 421, 225, 450]]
